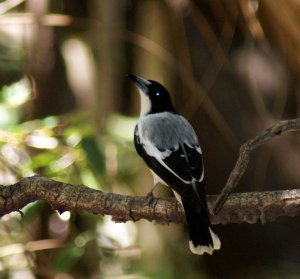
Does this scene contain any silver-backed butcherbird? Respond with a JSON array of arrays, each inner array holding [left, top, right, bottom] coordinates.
[[129, 74, 221, 255]]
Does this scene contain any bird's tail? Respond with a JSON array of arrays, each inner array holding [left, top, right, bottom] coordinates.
[[182, 201, 221, 255]]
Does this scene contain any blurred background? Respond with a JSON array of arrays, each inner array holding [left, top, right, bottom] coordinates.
[[0, 0, 299, 278]]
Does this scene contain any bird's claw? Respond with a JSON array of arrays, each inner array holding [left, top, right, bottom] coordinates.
[[145, 191, 155, 205]]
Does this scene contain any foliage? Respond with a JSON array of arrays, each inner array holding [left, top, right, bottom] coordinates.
[[0, 80, 145, 278], [0, 0, 300, 278]]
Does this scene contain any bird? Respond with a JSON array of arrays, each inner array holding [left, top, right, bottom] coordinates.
[[129, 73, 221, 255]]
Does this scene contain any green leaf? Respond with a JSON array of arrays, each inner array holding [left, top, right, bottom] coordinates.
[[21, 201, 45, 223], [81, 136, 106, 176], [28, 152, 61, 170], [53, 245, 84, 272]]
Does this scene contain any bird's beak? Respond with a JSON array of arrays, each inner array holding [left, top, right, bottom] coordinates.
[[128, 73, 151, 95]]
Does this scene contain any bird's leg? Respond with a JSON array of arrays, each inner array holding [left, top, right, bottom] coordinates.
[[146, 172, 162, 204], [146, 183, 159, 204]]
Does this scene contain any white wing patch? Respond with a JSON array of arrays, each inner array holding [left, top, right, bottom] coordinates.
[[137, 112, 204, 186], [142, 138, 191, 184]]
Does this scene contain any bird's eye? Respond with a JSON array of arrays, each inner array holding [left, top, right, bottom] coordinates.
[[156, 92, 160, 97]]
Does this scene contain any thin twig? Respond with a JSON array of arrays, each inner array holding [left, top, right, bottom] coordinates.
[[213, 118, 300, 214]]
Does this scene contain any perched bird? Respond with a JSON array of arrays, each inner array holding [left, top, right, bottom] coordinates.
[[129, 74, 221, 255]]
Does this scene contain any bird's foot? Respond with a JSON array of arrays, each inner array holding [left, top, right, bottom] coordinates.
[[145, 190, 156, 205]]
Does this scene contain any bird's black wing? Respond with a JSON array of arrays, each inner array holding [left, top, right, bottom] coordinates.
[[134, 125, 206, 212]]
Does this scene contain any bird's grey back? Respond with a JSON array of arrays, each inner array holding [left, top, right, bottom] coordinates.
[[137, 112, 199, 149]]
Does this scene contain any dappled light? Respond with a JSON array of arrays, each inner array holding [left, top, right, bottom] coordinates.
[[0, 0, 299, 278]]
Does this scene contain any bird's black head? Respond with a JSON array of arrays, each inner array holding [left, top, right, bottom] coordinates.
[[129, 74, 176, 115]]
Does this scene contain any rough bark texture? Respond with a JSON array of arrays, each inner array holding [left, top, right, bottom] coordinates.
[[213, 118, 300, 214], [1, 119, 300, 225], [0, 176, 299, 225]]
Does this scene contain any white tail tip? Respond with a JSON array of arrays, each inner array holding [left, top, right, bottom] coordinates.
[[189, 228, 221, 255]]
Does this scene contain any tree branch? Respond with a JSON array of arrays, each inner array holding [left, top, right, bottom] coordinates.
[[1, 119, 300, 225], [213, 118, 300, 214], [0, 176, 300, 225]]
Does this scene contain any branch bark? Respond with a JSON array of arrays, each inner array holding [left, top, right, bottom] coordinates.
[[1, 119, 300, 225], [213, 118, 300, 214], [0, 176, 300, 225]]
